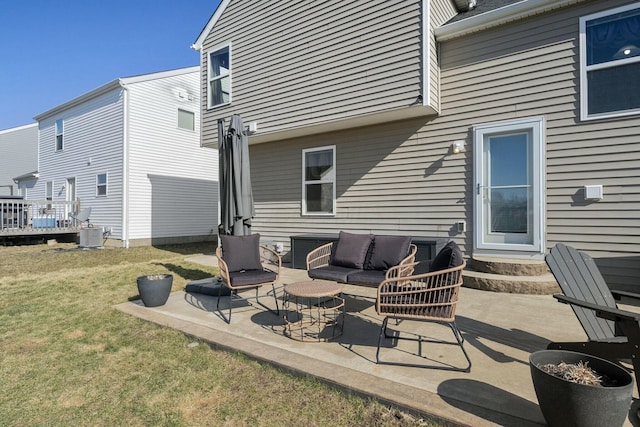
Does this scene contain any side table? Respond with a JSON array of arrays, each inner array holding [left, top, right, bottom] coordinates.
[[283, 280, 345, 342]]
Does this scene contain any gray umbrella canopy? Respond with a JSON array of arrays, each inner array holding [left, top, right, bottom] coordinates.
[[219, 114, 254, 236]]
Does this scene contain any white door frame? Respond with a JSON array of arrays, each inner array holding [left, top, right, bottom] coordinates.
[[473, 117, 546, 254]]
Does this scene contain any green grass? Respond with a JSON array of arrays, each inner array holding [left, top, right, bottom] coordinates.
[[0, 242, 446, 426]]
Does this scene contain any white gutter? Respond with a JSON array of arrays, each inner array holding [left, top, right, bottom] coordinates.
[[435, 0, 586, 41]]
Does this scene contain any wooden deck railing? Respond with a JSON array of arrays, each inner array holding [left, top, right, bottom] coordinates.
[[0, 199, 82, 235]]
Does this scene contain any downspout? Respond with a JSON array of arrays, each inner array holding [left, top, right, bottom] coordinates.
[[122, 83, 130, 248], [421, 0, 430, 106]]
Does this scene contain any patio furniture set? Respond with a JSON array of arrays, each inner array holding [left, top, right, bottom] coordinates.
[[215, 230, 470, 371]]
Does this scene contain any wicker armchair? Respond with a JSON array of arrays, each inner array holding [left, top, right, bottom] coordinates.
[[375, 241, 470, 371], [216, 234, 281, 323]]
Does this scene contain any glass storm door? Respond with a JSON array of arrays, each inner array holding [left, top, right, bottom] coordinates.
[[474, 118, 545, 253]]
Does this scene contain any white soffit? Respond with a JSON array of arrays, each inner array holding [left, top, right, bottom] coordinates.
[[435, 0, 586, 41]]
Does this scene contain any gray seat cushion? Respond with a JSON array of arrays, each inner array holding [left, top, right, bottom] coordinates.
[[221, 234, 262, 272], [331, 231, 373, 269], [228, 269, 276, 287], [429, 241, 464, 272], [346, 269, 386, 286], [365, 235, 412, 270], [308, 265, 360, 283]]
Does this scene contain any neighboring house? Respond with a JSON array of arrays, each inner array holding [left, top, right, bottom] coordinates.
[[32, 66, 218, 247], [0, 123, 38, 197], [192, 0, 640, 290]]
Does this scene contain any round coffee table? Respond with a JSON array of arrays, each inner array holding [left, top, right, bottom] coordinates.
[[283, 280, 345, 342]]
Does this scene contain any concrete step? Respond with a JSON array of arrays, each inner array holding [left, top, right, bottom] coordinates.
[[463, 269, 560, 295], [469, 256, 549, 277]]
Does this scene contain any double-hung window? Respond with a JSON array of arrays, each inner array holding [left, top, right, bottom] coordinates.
[[580, 3, 640, 120], [207, 44, 231, 108], [302, 146, 336, 215], [55, 119, 64, 151], [96, 173, 107, 197]]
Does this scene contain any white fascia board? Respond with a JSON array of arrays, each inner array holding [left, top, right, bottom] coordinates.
[[120, 66, 200, 85], [191, 0, 232, 51], [435, 0, 587, 41], [0, 123, 37, 134], [33, 79, 122, 121]]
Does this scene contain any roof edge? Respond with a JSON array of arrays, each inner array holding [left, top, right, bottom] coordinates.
[[0, 122, 37, 134], [34, 79, 122, 121], [435, 0, 586, 41], [120, 65, 199, 85], [34, 66, 199, 121], [191, 0, 231, 51]]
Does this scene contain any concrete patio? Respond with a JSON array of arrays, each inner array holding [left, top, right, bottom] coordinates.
[[116, 255, 638, 426]]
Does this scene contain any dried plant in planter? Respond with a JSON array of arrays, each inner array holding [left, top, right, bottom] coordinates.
[[538, 360, 624, 387]]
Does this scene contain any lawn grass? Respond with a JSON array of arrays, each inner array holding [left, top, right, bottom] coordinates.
[[0, 242, 446, 426]]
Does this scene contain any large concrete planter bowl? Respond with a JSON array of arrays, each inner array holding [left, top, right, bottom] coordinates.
[[530, 350, 633, 427], [136, 274, 173, 307]]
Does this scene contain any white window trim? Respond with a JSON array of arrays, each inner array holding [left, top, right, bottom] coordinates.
[[302, 145, 336, 216], [96, 173, 108, 197], [206, 42, 232, 110], [177, 108, 196, 131], [580, 3, 640, 121], [473, 117, 546, 253]]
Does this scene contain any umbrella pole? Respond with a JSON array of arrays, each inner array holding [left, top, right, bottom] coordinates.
[[217, 118, 225, 248]]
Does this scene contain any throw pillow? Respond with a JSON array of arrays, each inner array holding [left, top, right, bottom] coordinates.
[[366, 235, 412, 270], [221, 234, 262, 272], [331, 231, 373, 269], [429, 241, 464, 272]]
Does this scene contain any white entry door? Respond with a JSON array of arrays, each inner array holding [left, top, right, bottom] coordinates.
[[473, 117, 545, 254]]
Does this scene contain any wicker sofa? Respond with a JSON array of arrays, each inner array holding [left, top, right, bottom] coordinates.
[[306, 231, 417, 286]]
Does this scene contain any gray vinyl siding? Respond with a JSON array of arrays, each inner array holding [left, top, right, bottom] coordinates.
[[200, 0, 425, 146], [0, 124, 37, 196], [439, 0, 640, 289], [126, 71, 217, 242], [429, 0, 458, 113], [36, 89, 125, 237], [249, 116, 465, 249], [247, 0, 639, 290]]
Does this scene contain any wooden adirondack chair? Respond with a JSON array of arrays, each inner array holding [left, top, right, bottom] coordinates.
[[546, 243, 640, 394]]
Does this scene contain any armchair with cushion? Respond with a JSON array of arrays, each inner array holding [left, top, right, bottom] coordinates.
[[216, 234, 281, 323], [375, 241, 471, 371]]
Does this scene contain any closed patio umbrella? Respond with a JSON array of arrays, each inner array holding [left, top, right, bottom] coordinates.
[[219, 114, 254, 236]]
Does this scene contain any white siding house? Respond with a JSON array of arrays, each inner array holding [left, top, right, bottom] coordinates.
[[32, 67, 218, 247], [194, 0, 640, 290], [0, 123, 38, 197]]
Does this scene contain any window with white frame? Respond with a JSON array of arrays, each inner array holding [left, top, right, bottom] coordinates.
[[580, 3, 640, 120], [55, 119, 64, 151], [178, 108, 195, 131], [96, 173, 107, 197], [207, 44, 231, 108], [302, 146, 336, 215]]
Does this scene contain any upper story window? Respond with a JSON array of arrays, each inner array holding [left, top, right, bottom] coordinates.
[[178, 109, 195, 131], [96, 173, 107, 197], [580, 3, 640, 120], [302, 146, 336, 215], [207, 44, 231, 109], [55, 119, 64, 151]]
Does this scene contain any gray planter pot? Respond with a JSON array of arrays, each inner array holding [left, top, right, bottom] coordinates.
[[136, 274, 173, 307], [530, 350, 633, 427]]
